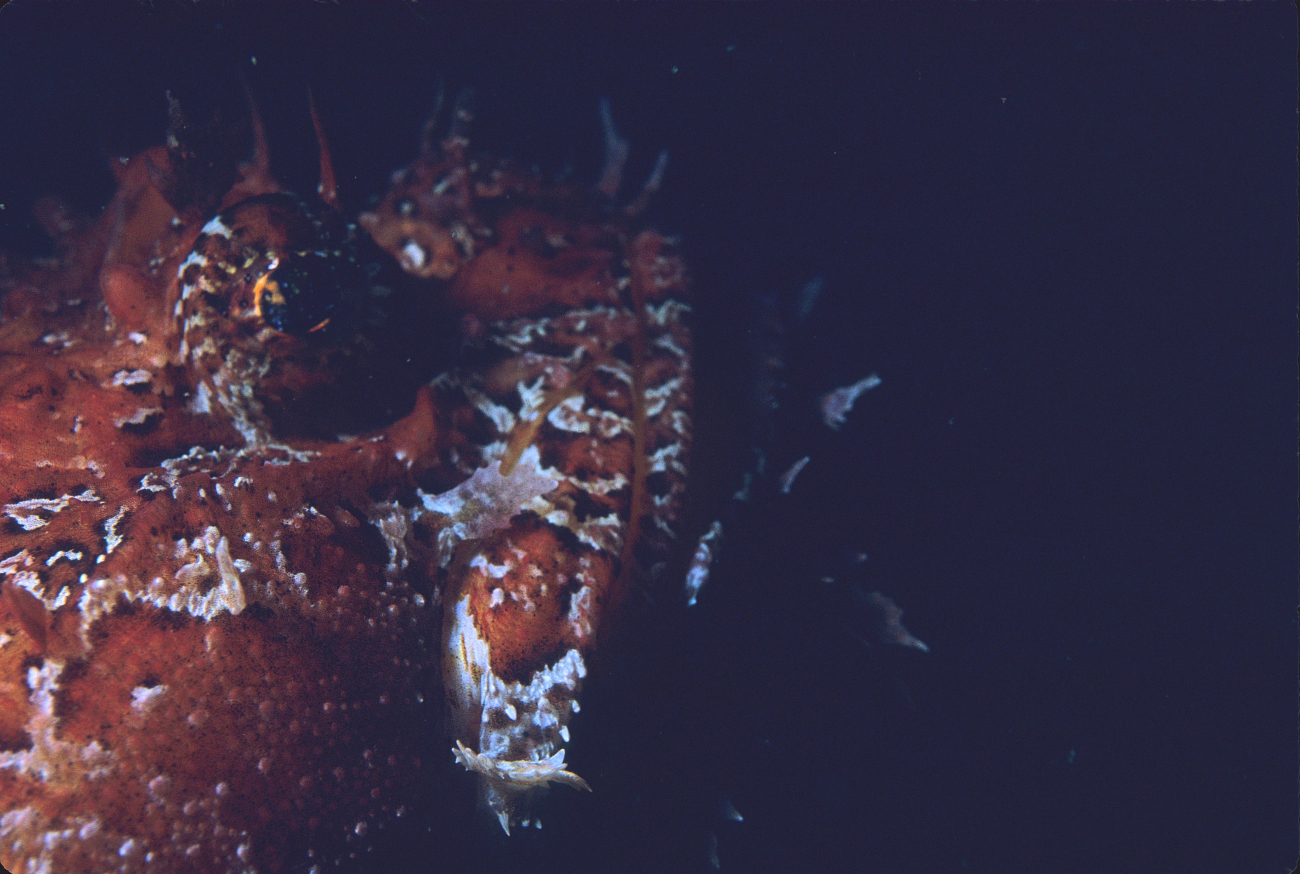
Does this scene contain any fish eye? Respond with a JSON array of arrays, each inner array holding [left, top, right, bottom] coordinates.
[[255, 252, 356, 337]]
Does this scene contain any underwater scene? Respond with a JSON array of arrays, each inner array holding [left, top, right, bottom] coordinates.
[[0, 4, 1294, 874]]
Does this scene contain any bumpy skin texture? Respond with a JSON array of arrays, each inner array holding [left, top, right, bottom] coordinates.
[[0, 111, 690, 872]]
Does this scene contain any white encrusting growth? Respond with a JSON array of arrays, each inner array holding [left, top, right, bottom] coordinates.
[[445, 594, 492, 722], [102, 506, 130, 555], [187, 381, 213, 415], [368, 501, 412, 577], [6, 515, 45, 532], [112, 407, 162, 429], [107, 369, 152, 387], [647, 442, 687, 476], [400, 239, 427, 271], [778, 456, 811, 494], [419, 445, 559, 565], [3, 489, 100, 531], [685, 521, 723, 607], [469, 554, 513, 579], [644, 376, 685, 417], [566, 586, 594, 639], [211, 534, 247, 616], [820, 373, 882, 430], [0, 661, 115, 786], [81, 526, 247, 627], [130, 684, 168, 714], [453, 741, 589, 792], [451, 644, 591, 835], [644, 298, 691, 328], [460, 383, 517, 434]]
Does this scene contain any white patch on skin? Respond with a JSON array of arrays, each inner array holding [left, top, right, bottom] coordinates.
[[546, 395, 590, 433], [566, 586, 593, 639], [400, 239, 427, 271], [112, 407, 162, 429], [3, 489, 100, 515], [1, 554, 45, 602], [490, 305, 626, 354], [136, 472, 169, 494], [565, 471, 627, 496], [3, 489, 100, 532], [652, 331, 688, 359], [79, 526, 246, 629], [651, 514, 676, 536], [204, 216, 234, 240], [0, 808, 112, 874], [0, 661, 115, 786], [107, 369, 152, 387], [462, 385, 517, 434], [533, 505, 622, 555], [647, 442, 687, 475], [595, 361, 634, 385], [130, 684, 167, 714], [367, 501, 411, 576], [643, 376, 684, 417], [102, 506, 130, 555], [544, 394, 633, 440], [213, 482, 233, 512], [0, 554, 32, 572], [470, 554, 513, 579], [644, 298, 691, 328], [44, 550, 82, 566], [175, 250, 209, 291], [420, 446, 559, 564], [445, 594, 492, 738], [188, 381, 213, 415], [40, 330, 73, 349]]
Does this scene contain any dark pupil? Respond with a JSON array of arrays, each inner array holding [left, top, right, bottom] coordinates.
[[261, 254, 353, 337]]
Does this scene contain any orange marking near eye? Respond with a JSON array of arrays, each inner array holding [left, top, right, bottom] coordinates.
[[308, 318, 331, 333], [251, 272, 286, 321]]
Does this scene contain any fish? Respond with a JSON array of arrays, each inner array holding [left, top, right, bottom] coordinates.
[[0, 86, 691, 871]]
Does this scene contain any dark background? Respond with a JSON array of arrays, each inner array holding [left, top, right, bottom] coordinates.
[[0, 3, 1295, 874]]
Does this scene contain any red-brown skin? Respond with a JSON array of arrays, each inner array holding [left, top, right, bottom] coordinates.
[[0, 113, 691, 871]]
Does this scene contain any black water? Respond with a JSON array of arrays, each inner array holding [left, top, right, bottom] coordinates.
[[0, 4, 1294, 873]]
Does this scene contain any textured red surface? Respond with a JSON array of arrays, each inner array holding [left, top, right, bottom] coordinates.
[[0, 101, 691, 871]]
